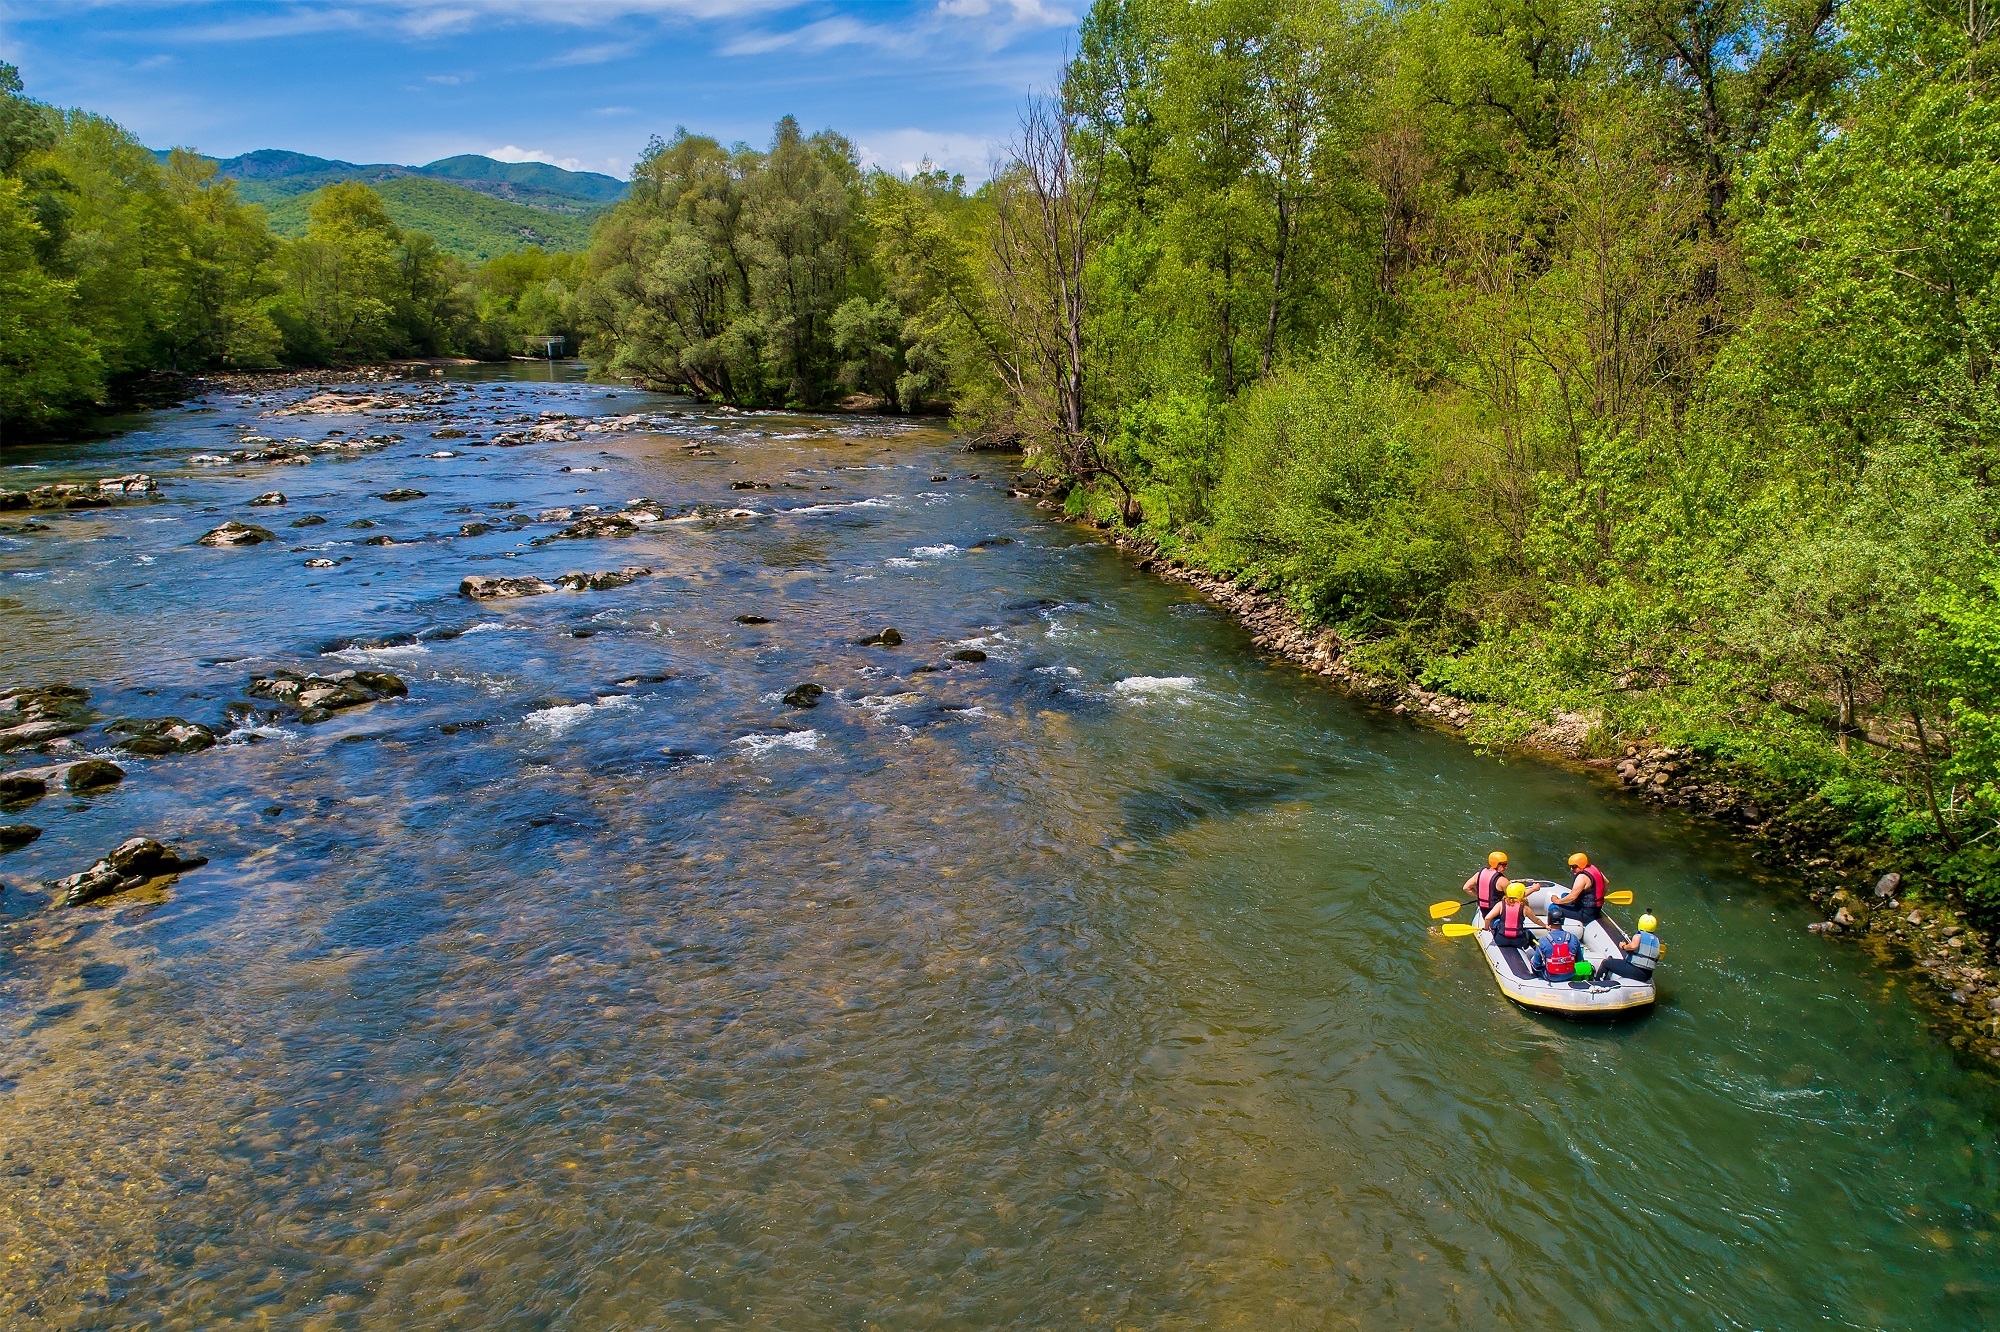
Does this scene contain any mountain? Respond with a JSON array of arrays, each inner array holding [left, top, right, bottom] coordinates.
[[159, 148, 627, 215], [259, 176, 598, 261]]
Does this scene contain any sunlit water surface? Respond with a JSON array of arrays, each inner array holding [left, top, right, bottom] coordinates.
[[0, 365, 1995, 1329]]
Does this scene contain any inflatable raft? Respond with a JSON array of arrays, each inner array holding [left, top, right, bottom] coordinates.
[[1471, 878, 1656, 1016]]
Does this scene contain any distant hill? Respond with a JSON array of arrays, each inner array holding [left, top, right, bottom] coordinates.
[[167, 148, 629, 213], [262, 177, 598, 261]]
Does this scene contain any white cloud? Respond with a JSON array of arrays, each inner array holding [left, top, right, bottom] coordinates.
[[856, 128, 1004, 183], [721, 0, 1071, 58], [487, 144, 628, 177]]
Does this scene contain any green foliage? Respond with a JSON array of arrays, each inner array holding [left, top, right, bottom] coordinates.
[[0, 62, 616, 433], [262, 176, 596, 261]]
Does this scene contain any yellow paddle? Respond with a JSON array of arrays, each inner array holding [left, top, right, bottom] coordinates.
[[1607, 891, 1633, 905], [1429, 900, 1466, 919], [1440, 923, 1481, 937]]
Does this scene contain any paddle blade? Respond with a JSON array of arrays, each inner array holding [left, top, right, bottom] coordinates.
[[1440, 923, 1481, 937], [1606, 890, 1634, 905], [1430, 900, 1465, 919]]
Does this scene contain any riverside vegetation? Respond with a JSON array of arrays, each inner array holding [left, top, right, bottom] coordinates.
[[7, 0, 2000, 959], [581, 0, 2000, 963]]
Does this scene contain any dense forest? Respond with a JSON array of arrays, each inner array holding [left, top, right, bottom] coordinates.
[[0, 62, 584, 428], [6, 0, 2000, 910], [896, 0, 2000, 910], [574, 0, 2000, 910]]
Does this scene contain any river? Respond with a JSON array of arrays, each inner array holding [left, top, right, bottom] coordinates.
[[0, 365, 1995, 1329]]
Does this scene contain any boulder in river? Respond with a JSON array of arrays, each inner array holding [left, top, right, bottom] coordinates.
[[459, 521, 494, 537], [248, 492, 287, 506], [54, 837, 209, 907], [782, 683, 825, 708], [856, 627, 903, 647], [0, 684, 92, 751], [361, 535, 397, 546], [105, 717, 218, 756], [0, 824, 39, 853], [735, 615, 772, 624], [198, 521, 276, 547], [0, 774, 48, 804], [949, 649, 988, 662], [376, 489, 427, 502], [246, 668, 407, 722], [557, 566, 652, 591], [64, 759, 126, 792], [0, 474, 159, 511], [289, 514, 327, 527], [461, 575, 556, 600], [304, 558, 339, 568], [557, 513, 639, 540]]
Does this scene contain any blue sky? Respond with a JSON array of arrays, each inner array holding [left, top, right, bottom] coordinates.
[[0, 1, 1082, 180]]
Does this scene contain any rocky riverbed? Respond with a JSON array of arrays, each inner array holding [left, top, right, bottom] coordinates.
[[2, 364, 1996, 1329]]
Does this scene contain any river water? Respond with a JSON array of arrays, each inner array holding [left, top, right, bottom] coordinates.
[[0, 365, 1995, 1329]]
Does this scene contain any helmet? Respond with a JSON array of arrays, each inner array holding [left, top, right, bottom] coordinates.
[[1505, 884, 1526, 900], [1637, 913, 1658, 932], [1488, 850, 1509, 868], [1567, 852, 1590, 870]]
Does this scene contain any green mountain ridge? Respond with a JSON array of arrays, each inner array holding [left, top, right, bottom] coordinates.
[[158, 147, 629, 208], [261, 176, 598, 261]]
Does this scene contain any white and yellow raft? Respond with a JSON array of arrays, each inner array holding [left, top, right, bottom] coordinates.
[[1471, 878, 1656, 1016]]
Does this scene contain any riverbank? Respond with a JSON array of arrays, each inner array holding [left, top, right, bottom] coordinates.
[[1021, 489, 2000, 1063]]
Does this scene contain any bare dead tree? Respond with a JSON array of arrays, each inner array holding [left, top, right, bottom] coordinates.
[[989, 93, 1141, 523]]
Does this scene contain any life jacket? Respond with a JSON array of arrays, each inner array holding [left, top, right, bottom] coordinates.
[[1475, 867, 1505, 911], [1576, 864, 1607, 910], [1542, 930, 1577, 978], [1496, 898, 1528, 940], [1630, 931, 1661, 972]]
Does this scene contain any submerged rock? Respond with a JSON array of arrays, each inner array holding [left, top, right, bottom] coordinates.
[[198, 521, 276, 547], [105, 717, 218, 756], [949, 649, 988, 662], [246, 668, 408, 723], [782, 683, 825, 708], [0, 824, 39, 853], [304, 558, 339, 568], [461, 575, 557, 599], [64, 759, 125, 792], [459, 521, 494, 537], [856, 627, 903, 647], [289, 514, 327, 527], [557, 566, 652, 591], [376, 488, 427, 502], [54, 837, 209, 907], [735, 614, 772, 624], [248, 491, 287, 506]]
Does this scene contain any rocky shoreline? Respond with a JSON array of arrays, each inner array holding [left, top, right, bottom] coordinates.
[[1033, 496, 2000, 1064]]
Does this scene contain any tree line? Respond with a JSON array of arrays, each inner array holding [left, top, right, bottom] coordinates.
[[879, 0, 2000, 910], [0, 63, 585, 431], [584, 0, 2000, 909]]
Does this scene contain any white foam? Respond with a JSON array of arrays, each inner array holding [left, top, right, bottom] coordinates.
[[523, 694, 636, 736], [1113, 675, 1199, 697], [780, 496, 898, 515], [911, 543, 960, 559], [730, 729, 820, 757], [460, 621, 514, 635], [884, 557, 923, 568], [325, 643, 431, 664]]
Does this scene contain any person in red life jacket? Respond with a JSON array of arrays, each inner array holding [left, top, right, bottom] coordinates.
[[1461, 850, 1511, 916], [1533, 926, 1580, 981], [1551, 851, 1607, 929], [1482, 882, 1546, 951]]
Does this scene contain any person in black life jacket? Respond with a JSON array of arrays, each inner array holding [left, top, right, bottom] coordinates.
[[1482, 883, 1546, 951], [1551, 851, 1607, 928], [1462, 850, 1511, 916], [1597, 912, 1663, 984]]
